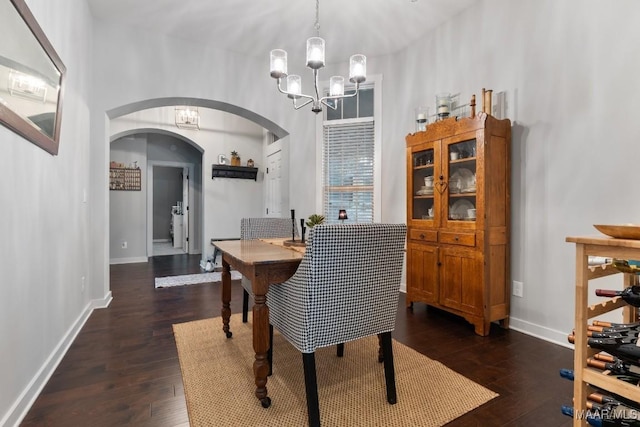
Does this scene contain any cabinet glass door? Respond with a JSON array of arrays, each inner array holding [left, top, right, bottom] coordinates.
[[446, 139, 477, 223], [412, 148, 435, 221]]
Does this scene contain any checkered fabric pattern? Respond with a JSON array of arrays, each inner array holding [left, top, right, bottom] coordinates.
[[240, 217, 299, 240], [240, 218, 300, 295], [267, 223, 407, 354]]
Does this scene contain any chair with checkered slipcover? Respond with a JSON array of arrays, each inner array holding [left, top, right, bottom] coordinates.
[[267, 223, 407, 427], [239, 217, 299, 322]]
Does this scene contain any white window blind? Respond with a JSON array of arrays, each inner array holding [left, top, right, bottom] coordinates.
[[322, 120, 374, 223]]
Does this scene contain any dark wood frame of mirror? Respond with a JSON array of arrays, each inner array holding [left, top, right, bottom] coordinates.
[[0, 0, 66, 155]]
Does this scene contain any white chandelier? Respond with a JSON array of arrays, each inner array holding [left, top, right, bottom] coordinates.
[[269, 0, 366, 114], [175, 106, 200, 130]]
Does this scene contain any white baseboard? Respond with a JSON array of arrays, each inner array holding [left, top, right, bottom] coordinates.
[[153, 239, 171, 243], [508, 316, 573, 349], [109, 256, 148, 265], [398, 288, 572, 350], [2, 291, 113, 427]]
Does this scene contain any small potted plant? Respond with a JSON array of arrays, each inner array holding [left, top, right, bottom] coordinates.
[[230, 151, 241, 166], [306, 214, 325, 228]]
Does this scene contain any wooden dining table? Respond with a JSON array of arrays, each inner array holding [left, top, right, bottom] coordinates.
[[213, 239, 305, 408]]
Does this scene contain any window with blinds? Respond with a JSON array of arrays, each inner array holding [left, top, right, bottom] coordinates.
[[322, 120, 374, 223]]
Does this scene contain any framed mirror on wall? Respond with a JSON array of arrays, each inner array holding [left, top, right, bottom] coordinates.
[[0, 0, 66, 155]]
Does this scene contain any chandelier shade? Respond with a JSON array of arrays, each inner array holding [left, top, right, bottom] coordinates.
[[270, 49, 287, 79], [268, 0, 366, 114], [287, 75, 302, 98], [329, 76, 344, 97], [306, 37, 325, 69]]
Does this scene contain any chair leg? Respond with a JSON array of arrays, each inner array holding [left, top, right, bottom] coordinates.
[[302, 352, 321, 427], [242, 289, 249, 323], [336, 343, 344, 357], [268, 324, 273, 376], [380, 332, 397, 405]]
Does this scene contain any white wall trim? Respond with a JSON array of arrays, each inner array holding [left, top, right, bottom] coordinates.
[[508, 316, 573, 350], [109, 256, 148, 265], [1, 292, 112, 427], [397, 291, 572, 350]]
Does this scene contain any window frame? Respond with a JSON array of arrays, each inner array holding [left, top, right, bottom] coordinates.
[[315, 74, 382, 223]]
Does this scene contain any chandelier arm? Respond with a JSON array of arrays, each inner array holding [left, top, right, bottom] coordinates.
[[276, 78, 317, 102], [293, 98, 314, 110], [318, 82, 360, 104], [320, 98, 339, 111]]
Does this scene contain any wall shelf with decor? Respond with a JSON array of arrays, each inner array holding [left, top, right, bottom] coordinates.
[[212, 165, 258, 181], [109, 167, 141, 191]]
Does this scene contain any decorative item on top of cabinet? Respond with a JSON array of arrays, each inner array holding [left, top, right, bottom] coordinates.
[[405, 90, 511, 336]]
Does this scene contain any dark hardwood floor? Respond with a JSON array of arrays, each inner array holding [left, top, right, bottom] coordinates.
[[21, 254, 573, 426]]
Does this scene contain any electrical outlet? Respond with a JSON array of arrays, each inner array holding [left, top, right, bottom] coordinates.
[[81, 276, 85, 293], [513, 280, 523, 298], [122, 241, 128, 249]]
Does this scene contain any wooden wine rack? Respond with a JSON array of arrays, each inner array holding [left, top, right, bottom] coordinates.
[[566, 235, 640, 426]]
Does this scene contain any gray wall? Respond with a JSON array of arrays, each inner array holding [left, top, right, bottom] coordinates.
[[375, 0, 640, 344], [153, 166, 183, 240], [109, 136, 147, 261], [0, 0, 94, 425]]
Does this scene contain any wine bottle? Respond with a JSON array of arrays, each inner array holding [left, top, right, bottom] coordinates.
[[560, 369, 640, 426], [588, 330, 640, 340], [595, 286, 640, 307], [568, 333, 636, 345], [589, 392, 640, 412], [590, 324, 640, 334], [560, 369, 640, 409], [584, 337, 640, 369], [587, 357, 640, 380], [561, 405, 604, 427], [587, 401, 640, 427], [560, 366, 640, 386], [560, 404, 640, 427], [593, 320, 640, 329], [571, 328, 640, 339], [593, 353, 640, 379]]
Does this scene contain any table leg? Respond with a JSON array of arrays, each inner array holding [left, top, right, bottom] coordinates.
[[253, 277, 272, 408], [221, 258, 232, 338]]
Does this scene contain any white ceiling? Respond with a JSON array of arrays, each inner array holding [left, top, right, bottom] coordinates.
[[87, 0, 478, 65]]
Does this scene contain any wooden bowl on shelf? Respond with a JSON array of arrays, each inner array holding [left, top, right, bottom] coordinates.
[[593, 224, 640, 240]]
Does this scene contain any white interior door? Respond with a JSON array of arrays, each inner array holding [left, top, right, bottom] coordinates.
[[182, 167, 189, 253], [266, 150, 282, 217]]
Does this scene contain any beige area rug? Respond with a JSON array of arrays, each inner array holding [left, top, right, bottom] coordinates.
[[173, 314, 498, 427]]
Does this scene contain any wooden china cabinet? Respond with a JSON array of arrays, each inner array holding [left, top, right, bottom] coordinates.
[[405, 110, 511, 336]]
